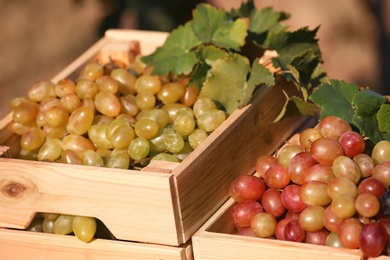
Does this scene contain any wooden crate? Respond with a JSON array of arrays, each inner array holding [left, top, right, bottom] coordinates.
[[0, 228, 193, 260], [191, 152, 390, 260], [0, 29, 308, 247]]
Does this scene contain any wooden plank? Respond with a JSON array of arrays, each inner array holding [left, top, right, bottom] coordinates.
[[0, 228, 193, 260], [0, 158, 181, 245]]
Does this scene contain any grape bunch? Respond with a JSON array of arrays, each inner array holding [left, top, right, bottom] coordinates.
[[9, 57, 228, 242], [9, 58, 227, 168], [229, 115, 390, 258]]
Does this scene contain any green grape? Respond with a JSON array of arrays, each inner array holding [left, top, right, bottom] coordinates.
[[164, 132, 184, 153], [20, 127, 45, 151], [39, 97, 62, 114], [12, 100, 38, 124], [76, 79, 98, 100], [94, 90, 121, 117], [55, 79, 76, 97], [188, 129, 208, 149], [136, 108, 170, 128], [44, 106, 69, 127], [152, 153, 180, 162], [28, 80, 57, 102], [9, 96, 30, 110], [173, 142, 194, 161], [106, 149, 130, 169], [19, 148, 39, 160], [80, 97, 96, 113], [110, 125, 135, 149], [196, 109, 226, 132], [92, 115, 114, 126], [174, 115, 195, 136], [53, 214, 75, 235], [95, 75, 119, 94], [42, 213, 60, 221], [193, 96, 217, 118], [72, 216, 97, 242], [42, 125, 67, 139], [60, 93, 81, 113], [88, 124, 114, 149], [95, 148, 112, 165], [62, 134, 95, 158], [67, 106, 94, 135], [175, 107, 194, 118], [128, 137, 150, 160], [37, 138, 63, 162], [82, 150, 104, 167], [135, 92, 156, 110], [10, 120, 37, 136], [110, 68, 137, 95], [42, 219, 56, 234], [61, 149, 83, 165], [115, 113, 137, 125], [106, 117, 129, 139], [79, 61, 104, 81], [148, 128, 174, 153], [134, 119, 159, 139], [119, 94, 139, 116], [157, 82, 186, 104], [35, 111, 47, 127], [162, 103, 187, 122], [134, 74, 162, 94]]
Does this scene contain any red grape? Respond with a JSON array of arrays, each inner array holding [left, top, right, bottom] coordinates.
[[305, 228, 329, 245], [265, 164, 290, 189], [284, 219, 306, 242], [229, 175, 266, 202], [357, 177, 386, 198], [337, 217, 362, 249], [359, 222, 387, 257], [338, 130, 365, 158], [303, 164, 335, 184], [231, 200, 263, 229], [261, 189, 285, 217], [372, 161, 390, 187], [355, 193, 380, 218], [319, 115, 352, 140], [310, 138, 345, 166], [281, 184, 306, 213], [289, 151, 318, 185], [255, 154, 275, 179]]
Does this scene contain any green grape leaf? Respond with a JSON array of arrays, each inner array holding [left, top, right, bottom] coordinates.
[[189, 63, 210, 89], [351, 89, 387, 143], [191, 4, 227, 43], [191, 4, 248, 51], [196, 45, 228, 65], [212, 18, 248, 51], [141, 22, 201, 75], [378, 104, 390, 134], [273, 95, 318, 122], [201, 54, 272, 114], [249, 6, 289, 34], [309, 80, 360, 122], [268, 27, 320, 63], [229, 0, 257, 18]]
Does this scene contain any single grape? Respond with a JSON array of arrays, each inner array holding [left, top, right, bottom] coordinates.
[[231, 200, 263, 229], [261, 189, 285, 217], [325, 232, 344, 248], [372, 161, 390, 187], [94, 90, 121, 117], [357, 177, 386, 198], [303, 164, 335, 183], [265, 164, 290, 189], [254, 154, 275, 179], [300, 181, 332, 206], [371, 140, 390, 165], [353, 153, 375, 178], [299, 127, 322, 151], [338, 131, 365, 158], [229, 175, 266, 202], [355, 192, 380, 218], [332, 155, 361, 184], [305, 229, 329, 245], [337, 217, 362, 249], [280, 184, 306, 213], [72, 216, 97, 242], [298, 205, 325, 232], [284, 219, 306, 242], [276, 144, 305, 169], [53, 215, 75, 235], [319, 116, 352, 140], [250, 212, 277, 238], [288, 151, 317, 185], [310, 138, 345, 166], [359, 222, 387, 258]]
